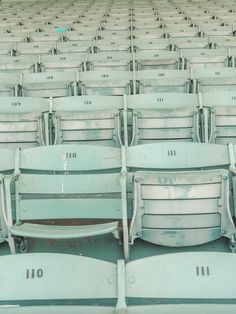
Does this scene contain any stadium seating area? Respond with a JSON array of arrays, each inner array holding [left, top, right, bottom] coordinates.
[[1, 0, 236, 312]]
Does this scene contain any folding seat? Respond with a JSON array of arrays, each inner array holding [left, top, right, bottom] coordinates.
[[39, 53, 85, 72], [64, 31, 95, 41], [135, 50, 181, 70], [201, 26, 234, 37], [94, 39, 131, 53], [200, 91, 236, 144], [132, 21, 161, 30], [125, 253, 236, 313], [86, 51, 132, 71], [0, 73, 20, 96], [127, 142, 236, 250], [181, 48, 229, 69], [16, 42, 56, 55], [133, 38, 171, 52], [79, 70, 134, 95], [0, 55, 38, 73], [56, 41, 92, 53], [132, 29, 164, 40], [127, 93, 200, 145], [28, 31, 62, 42], [136, 69, 191, 94], [20, 71, 78, 97], [51, 95, 123, 146], [97, 30, 131, 40], [102, 21, 130, 31], [211, 36, 236, 49], [165, 26, 199, 38], [0, 97, 49, 148], [194, 68, 236, 93], [4, 144, 128, 259], [172, 37, 210, 50], [0, 253, 121, 313], [0, 33, 26, 43]]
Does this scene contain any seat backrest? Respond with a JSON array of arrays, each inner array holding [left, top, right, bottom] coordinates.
[[21, 71, 78, 97], [136, 69, 191, 93], [127, 93, 200, 145], [56, 41, 92, 53], [127, 142, 235, 247], [202, 92, 236, 144], [16, 42, 55, 55], [15, 145, 123, 223], [79, 70, 133, 95], [135, 50, 180, 70], [172, 37, 210, 49], [52, 95, 123, 146], [0, 55, 38, 73], [87, 51, 132, 71], [194, 68, 236, 92], [0, 97, 49, 148], [182, 48, 229, 69], [40, 53, 85, 72]]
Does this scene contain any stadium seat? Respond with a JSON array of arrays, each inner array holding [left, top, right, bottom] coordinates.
[[128, 142, 236, 249], [51, 95, 123, 146], [5, 145, 128, 258], [127, 93, 201, 144], [135, 69, 191, 93]]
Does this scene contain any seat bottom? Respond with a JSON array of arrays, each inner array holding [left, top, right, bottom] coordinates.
[[10, 222, 118, 239]]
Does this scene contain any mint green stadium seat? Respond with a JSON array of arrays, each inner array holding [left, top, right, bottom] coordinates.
[[165, 26, 199, 38], [135, 51, 181, 70], [201, 92, 236, 144], [136, 70, 191, 93], [132, 29, 164, 39], [194, 68, 236, 93], [211, 36, 236, 49], [172, 37, 210, 50], [79, 71, 134, 95], [0, 73, 20, 96], [16, 42, 55, 55], [0, 253, 123, 314], [51, 95, 123, 146], [126, 252, 236, 313], [87, 51, 133, 71], [127, 93, 201, 145], [56, 41, 92, 54], [39, 53, 86, 72], [20, 71, 78, 97], [133, 38, 171, 52], [28, 32, 62, 42], [0, 55, 38, 73], [94, 39, 131, 53], [97, 30, 130, 40], [201, 26, 234, 37], [127, 142, 236, 249], [5, 145, 128, 258], [64, 31, 95, 41], [0, 97, 49, 148], [181, 48, 229, 69]]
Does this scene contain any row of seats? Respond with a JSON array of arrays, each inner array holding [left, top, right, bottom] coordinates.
[[3, 38, 236, 56], [0, 251, 235, 313], [1, 49, 236, 73], [2, 68, 236, 96], [0, 142, 236, 260], [0, 92, 235, 149]]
